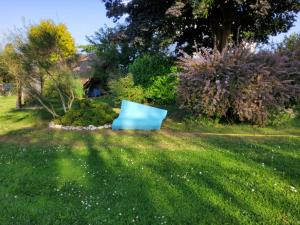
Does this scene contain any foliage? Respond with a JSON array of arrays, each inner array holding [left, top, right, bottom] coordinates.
[[27, 20, 76, 68], [101, 0, 300, 52], [179, 46, 300, 126], [44, 71, 84, 99], [184, 115, 221, 127], [146, 74, 178, 105], [129, 54, 173, 87], [78, 44, 97, 53], [0, 54, 12, 83], [277, 32, 300, 78], [109, 74, 146, 104], [278, 33, 300, 53], [54, 99, 117, 126], [0, 43, 25, 108], [268, 108, 298, 126], [109, 53, 179, 104], [92, 62, 111, 90], [18, 20, 77, 117], [87, 26, 137, 88]]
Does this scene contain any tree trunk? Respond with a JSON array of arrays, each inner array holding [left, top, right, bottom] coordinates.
[[210, 1, 233, 52], [40, 76, 44, 96], [16, 81, 22, 109], [214, 23, 232, 52]]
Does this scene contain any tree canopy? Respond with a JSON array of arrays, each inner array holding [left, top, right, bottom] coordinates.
[[0, 43, 26, 107], [23, 20, 76, 71], [0, 52, 11, 83], [101, 0, 300, 52], [86, 26, 137, 87]]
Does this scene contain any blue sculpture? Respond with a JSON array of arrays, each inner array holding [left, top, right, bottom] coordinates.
[[112, 100, 168, 130]]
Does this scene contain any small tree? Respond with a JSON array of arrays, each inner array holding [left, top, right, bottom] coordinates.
[[0, 54, 12, 84], [277, 33, 300, 63], [0, 44, 24, 108], [19, 20, 77, 117]]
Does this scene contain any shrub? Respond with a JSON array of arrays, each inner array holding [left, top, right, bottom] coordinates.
[[54, 99, 117, 126], [44, 72, 84, 99], [268, 108, 297, 126], [146, 73, 178, 105], [129, 54, 173, 87], [276, 33, 300, 85], [178, 46, 300, 126], [109, 74, 146, 104], [278, 33, 300, 54], [184, 115, 221, 127]]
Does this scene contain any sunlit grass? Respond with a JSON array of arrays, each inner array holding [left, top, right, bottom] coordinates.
[[0, 96, 299, 225]]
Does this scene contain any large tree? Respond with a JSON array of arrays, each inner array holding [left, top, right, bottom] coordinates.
[[101, 0, 300, 52], [86, 26, 137, 88]]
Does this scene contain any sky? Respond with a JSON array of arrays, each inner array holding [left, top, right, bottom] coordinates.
[[0, 0, 113, 46], [0, 0, 299, 46], [269, 14, 300, 44]]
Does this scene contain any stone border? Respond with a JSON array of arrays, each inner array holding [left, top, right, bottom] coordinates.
[[49, 122, 112, 131]]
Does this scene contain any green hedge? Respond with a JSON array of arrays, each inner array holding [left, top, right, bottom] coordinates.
[[54, 99, 117, 126], [129, 54, 173, 87]]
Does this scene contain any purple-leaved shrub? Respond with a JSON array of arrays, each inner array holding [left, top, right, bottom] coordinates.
[[178, 46, 300, 125]]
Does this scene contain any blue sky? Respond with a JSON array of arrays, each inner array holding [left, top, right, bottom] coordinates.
[[269, 14, 300, 44], [0, 0, 299, 46], [0, 0, 113, 46]]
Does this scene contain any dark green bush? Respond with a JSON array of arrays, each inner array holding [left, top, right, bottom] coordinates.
[[54, 99, 117, 126], [129, 54, 173, 87], [109, 74, 146, 104]]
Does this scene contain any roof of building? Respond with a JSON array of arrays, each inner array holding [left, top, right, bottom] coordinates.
[[73, 52, 97, 77]]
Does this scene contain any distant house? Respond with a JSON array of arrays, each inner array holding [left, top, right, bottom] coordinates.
[[0, 83, 14, 95], [73, 53, 105, 98], [83, 78, 101, 97], [73, 53, 95, 76]]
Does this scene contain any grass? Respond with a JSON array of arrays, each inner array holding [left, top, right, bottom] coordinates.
[[0, 96, 299, 225]]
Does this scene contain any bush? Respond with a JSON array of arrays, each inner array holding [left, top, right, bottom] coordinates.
[[278, 33, 300, 54], [178, 46, 300, 126], [184, 115, 221, 127], [146, 73, 178, 105], [277, 33, 300, 85], [129, 54, 173, 87], [268, 108, 297, 126], [54, 99, 117, 126], [109, 74, 146, 104], [44, 72, 84, 99]]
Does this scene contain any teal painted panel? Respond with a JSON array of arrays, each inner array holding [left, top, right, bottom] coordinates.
[[112, 100, 167, 130]]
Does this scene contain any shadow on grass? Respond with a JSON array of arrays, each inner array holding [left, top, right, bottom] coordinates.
[[200, 135, 300, 186], [0, 107, 52, 126], [1, 125, 300, 224]]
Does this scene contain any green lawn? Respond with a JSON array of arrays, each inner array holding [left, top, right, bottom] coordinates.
[[0, 96, 299, 225]]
